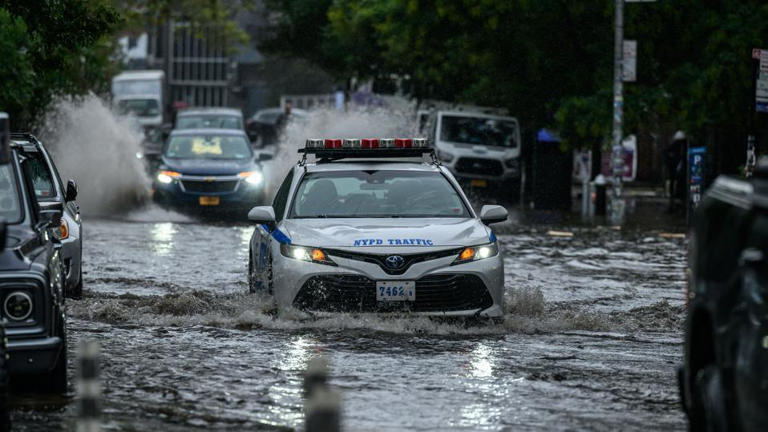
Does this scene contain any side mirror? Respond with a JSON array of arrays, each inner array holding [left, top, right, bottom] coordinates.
[[257, 152, 273, 162], [38, 201, 63, 228], [479, 205, 508, 225], [248, 206, 276, 224], [65, 179, 78, 202]]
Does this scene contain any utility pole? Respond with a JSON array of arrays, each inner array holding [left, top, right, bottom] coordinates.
[[610, 0, 626, 225]]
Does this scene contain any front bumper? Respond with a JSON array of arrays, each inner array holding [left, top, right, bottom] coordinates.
[[443, 157, 520, 182], [7, 336, 62, 375], [272, 246, 505, 317], [153, 175, 266, 211]]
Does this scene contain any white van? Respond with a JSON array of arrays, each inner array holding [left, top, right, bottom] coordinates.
[[427, 110, 521, 189], [111, 70, 165, 128]]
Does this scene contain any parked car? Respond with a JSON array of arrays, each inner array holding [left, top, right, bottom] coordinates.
[[680, 170, 768, 431], [0, 144, 67, 393], [10, 134, 82, 299], [246, 107, 308, 147]]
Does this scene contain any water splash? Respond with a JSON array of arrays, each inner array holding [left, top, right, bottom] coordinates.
[[264, 106, 418, 196], [37, 94, 150, 215]]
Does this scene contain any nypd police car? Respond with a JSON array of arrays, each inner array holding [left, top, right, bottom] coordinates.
[[247, 138, 507, 317]]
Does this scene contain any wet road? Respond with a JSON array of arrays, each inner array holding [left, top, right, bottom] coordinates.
[[13, 207, 687, 431]]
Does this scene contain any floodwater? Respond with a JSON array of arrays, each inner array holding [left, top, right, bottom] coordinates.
[[11, 206, 687, 431]]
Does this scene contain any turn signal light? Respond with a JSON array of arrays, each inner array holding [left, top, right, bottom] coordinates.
[[459, 247, 475, 261], [60, 220, 70, 240], [311, 249, 327, 261]]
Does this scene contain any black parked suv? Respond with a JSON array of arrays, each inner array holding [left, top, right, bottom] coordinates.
[[0, 142, 67, 393], [680, 169, 768, 431]]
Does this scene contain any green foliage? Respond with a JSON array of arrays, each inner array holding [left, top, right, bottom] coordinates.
[[0, 10, 35, 122], [262, 0, 768, 149], [0, 0, 121, 128]]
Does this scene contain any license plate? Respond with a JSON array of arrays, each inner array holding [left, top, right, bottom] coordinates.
[[470, 179, 487, 187], [376, 281, 415, 302], [199, 196, 220, 206]]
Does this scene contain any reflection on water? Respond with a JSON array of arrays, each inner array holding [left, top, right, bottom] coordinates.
[[469, 343, 495, 378], [151, 222, 176, 256]]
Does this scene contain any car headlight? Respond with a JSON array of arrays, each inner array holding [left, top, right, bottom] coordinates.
[[453, 242, 499, 265], [280, 244, 336, 266], [157, 170, 181, 184], [239, 171, 264, 186], [4, 291, 32, 321], [438, 150, 454, 163]]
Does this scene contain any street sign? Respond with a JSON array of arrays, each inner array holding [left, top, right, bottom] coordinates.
[[622, 40, 637, 82], [757, 49, 768, 112], [688, 147, 706, 215]]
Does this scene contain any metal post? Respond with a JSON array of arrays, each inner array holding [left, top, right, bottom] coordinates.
[[610, 0, 626, 225], [77, 341, 101, 432], [303, 357, 340, 432], [0, 324, 10, 432]]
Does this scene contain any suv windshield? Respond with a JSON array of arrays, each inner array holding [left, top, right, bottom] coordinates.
[[176, 115, 243, 130], [439, 115, 518, 147], [290, 171, 470, 218], [0, 164, 22, 223], [165, 135, 252, 160]]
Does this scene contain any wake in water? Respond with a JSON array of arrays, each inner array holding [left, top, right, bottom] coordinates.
[[263, 106, 418, 196], [37, 94, 150, 215]]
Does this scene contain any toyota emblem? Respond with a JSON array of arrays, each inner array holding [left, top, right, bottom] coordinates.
[[385, 255, 405, 270]]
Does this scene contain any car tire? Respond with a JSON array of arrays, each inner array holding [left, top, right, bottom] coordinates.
[[693, 366, 728, 432], [67, 276, 83, 300]]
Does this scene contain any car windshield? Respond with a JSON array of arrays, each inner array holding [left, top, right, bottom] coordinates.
[[165, 135, 252, 160], [176, 115, 243, 130], [290, 170, 470, 218], [117, 99, 160, 117], [0, 164, 22, 223], [112, 79, 161, 95], [439, 115, 518, 147]]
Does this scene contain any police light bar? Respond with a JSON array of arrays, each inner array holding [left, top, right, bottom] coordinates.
[[299, 137, 433, 159]]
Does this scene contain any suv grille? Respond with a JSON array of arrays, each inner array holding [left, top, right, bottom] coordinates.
[[182, 180, 238, 193], [454, 157, 503, 176], [294, 274, 494, 313]]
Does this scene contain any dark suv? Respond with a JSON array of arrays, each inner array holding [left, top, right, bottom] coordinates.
[[0, 143, 67, 393], [681, 170, 768, 431]]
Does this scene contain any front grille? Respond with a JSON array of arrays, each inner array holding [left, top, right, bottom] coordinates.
[[181, 180, 238, 193], [454, 157, 503, 176], [326, 248, 463, 275], [294, 274, 494, 313]]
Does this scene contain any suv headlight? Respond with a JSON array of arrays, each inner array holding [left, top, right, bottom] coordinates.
[[280, 244, 336, 266], [239, 171, 264, 186], [4, 291, 32, 321], [453, 242, 499, 265], [157, 170, 181, 184]]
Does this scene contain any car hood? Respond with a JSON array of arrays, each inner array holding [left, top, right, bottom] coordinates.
[[279, 218, 493, 250], [162, 157, 256, 176]]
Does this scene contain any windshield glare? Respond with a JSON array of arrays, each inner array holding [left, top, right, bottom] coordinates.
[[177, 115, 243, 130], [165, 135, 252, 160], [290, 171, 470, 218], [439, 115, 518, 147], [0, 164, 22, 223]]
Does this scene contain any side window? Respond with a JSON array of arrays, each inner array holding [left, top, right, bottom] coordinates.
[[22, 154, 56, 200], [272, 171, 294, 222]]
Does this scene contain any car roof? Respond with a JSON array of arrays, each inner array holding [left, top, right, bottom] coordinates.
[[169, 128, 248, 136], [302, 160, 442, 173], [178, 107, 242, 117], [113, 70, 164, 81]]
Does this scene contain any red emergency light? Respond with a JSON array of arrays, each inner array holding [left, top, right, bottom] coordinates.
[[394, 138, 412, 148], [361, 138, 379, 149], [324, 138, 342, 149]]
